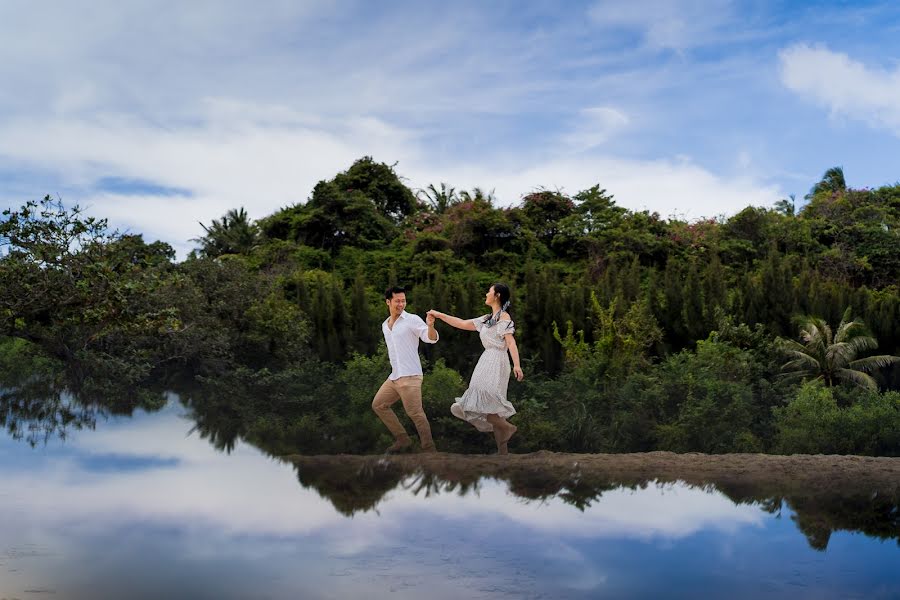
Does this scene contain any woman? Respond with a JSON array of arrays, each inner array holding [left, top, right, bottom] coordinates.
[[427, 283, 524, 454]]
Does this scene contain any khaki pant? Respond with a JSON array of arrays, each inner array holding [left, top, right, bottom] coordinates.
[[371, 375, 435, 450]]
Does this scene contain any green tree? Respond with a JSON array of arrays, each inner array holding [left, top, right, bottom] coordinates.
[[0, 197, 180, 379], [192, 207, 260, 257], [333, 156, 417, 224], [807, 166, 846, 200], [520, 190, 575, 248], [774, 195, 796, 217], [417, 183, 459, 214], [777, 308, 900, 391]]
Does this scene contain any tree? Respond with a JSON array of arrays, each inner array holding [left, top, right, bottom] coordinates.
[[0, 196, 179, 377], [332, 156, 417, 224], [807, 166, 846, 200], [458, 187, 496, 204], [521, 190, 575, 247], [442, 198, 514, 257], [192, 207, 260, 257], [259, 181, 395, 252], [417, 183, 459, 214], [258, 158, 410, 252], [571, 185, 623, 234], [774, 195, 796, 217], [777, 308, 900, 391]]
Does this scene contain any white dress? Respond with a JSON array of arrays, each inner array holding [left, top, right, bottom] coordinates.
[[450, 315, 517, 432]]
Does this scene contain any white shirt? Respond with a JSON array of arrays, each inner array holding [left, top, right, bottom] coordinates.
[[382, 311, 439, 380]]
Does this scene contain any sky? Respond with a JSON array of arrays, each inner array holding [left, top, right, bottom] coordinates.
[[1, 0, 900, 257]]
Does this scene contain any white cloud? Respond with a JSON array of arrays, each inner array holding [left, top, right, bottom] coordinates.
[[0, 98, 781, 258], [588, 0, 736, 52], [561, 106, 631, 151], [419, 154, 780, 220], [0, 0, 788, 258], [779, 43, 900, 136], [0, 104, 421, 255]]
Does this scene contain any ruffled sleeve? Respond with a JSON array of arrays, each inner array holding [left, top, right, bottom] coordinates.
[[499, 320, 515, 336], [471, 314, 490, 332]]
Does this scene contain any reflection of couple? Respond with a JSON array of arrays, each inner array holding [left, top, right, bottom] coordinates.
[[371, 284, 524, 455]]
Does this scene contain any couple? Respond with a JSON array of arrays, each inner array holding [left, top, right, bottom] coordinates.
[[371, 284, 524, 455]]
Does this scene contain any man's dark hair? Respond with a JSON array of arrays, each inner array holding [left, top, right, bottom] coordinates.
[[384, 286, 407, 300]]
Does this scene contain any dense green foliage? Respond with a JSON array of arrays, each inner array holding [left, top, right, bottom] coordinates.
[[2, 161, 899, 455]]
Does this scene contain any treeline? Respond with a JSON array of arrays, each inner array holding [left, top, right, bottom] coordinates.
[[1, 159, 899, 455]]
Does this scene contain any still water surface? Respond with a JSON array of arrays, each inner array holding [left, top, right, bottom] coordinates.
[[1, 395, 897, 599]]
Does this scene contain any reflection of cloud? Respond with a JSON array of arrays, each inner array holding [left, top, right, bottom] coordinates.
[[0, 401, 765, 545], [1, 403, 346, 539], [385, 478, 764, 541], [2, 404, 863, 599]]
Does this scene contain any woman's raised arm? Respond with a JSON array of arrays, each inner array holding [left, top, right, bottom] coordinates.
[[427, 310, 478, 331]]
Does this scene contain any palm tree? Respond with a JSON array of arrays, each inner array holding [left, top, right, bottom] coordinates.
[[777, 308, 900, 391], [192, 207, 260, 257], [458, 187, 496, 205], [774, 194, 796, 216], [416, 183, 458, 214], [806, 166, 846, 199]]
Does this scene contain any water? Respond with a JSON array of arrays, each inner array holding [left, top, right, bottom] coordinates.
[[1, 396, 898, 599]]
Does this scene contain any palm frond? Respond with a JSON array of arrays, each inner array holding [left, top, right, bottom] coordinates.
[[835, 368, 878, 391], [800, 317, 832, 347], [776, 337, 809, 354], [845, 335, 878, 355], [849, 355, 900, 372], [777, 370, 813, 381], [825, 342, 856, 368], [839, 306, 852, 326], [835, 317, 869, 342], [780, 351, 820, 372]]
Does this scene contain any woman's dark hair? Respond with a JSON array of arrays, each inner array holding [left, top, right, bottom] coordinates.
[[384, 286, 406, 300], [491, 283, 511, 309], [483, 283, 512, 326]]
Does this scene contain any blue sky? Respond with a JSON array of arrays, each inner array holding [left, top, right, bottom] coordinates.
[[1, 0, 900, 257]]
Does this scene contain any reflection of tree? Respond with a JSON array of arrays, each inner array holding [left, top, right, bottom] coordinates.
[[1, 380, 98, 446], [0, 366, 166, 446], [178, 365, 355, 457], [295, 459, 407, 516], [400, 471, 480, 499], [711, 481, 899, 551], [788, 494, 900, 551], [286, 455, 900, 551], [4, 363, 897, 552]]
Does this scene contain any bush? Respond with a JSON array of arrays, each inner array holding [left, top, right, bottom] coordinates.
[[774, 382, 900, 455]]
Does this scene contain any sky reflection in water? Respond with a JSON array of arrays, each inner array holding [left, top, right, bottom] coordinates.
[[0, 400, 897, 600]]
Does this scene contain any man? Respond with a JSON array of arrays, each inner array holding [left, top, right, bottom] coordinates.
[[372, 286, 439, 453]]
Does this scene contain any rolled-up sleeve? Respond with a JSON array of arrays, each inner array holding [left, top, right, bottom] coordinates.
[[413, 315, 439, 344]]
